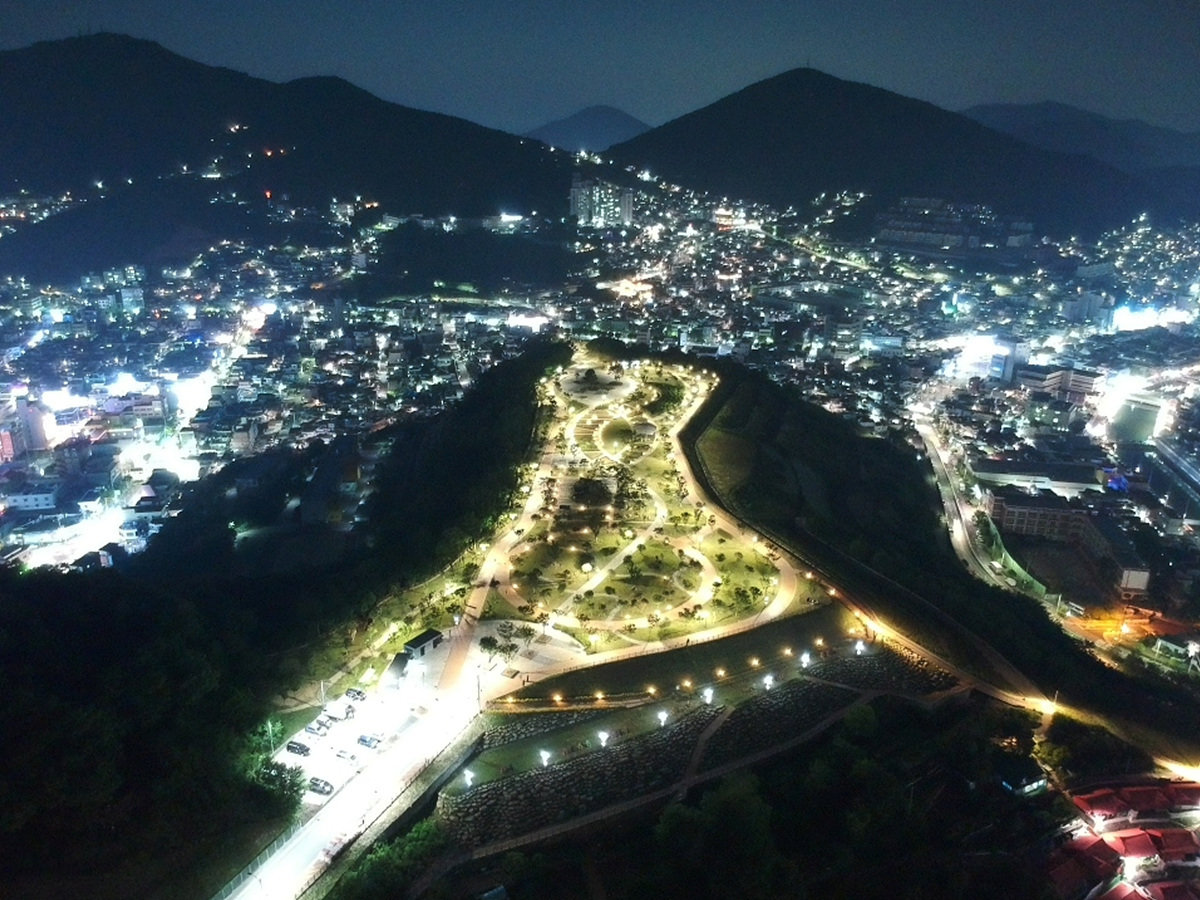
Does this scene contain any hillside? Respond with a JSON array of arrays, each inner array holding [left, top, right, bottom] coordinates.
[[962, 101, 1200, 174], [608, 68, 1184, 237], [0, 34, 574, 280]]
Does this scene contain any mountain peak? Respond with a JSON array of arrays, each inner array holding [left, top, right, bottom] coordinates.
[[608, 65, 1181, 236], [525, 105, 650, 151]]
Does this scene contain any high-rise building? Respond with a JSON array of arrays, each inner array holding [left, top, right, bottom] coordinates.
[[569, 175, 633, 227]]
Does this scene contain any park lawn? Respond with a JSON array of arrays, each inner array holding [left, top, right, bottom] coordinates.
[[275, 706, 323, 735], [629, 538, 685, 573], [600, 418, 635, 451], [587, 572, 690, 619], [482, 589, 528, 621], [517, 604, 858, 703]]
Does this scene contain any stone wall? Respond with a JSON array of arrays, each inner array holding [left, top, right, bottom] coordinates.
[[807, 644, 957, 694], [479, 709, 608, 750], [437, 704, 720, 847], [700, 679, 855, 771]]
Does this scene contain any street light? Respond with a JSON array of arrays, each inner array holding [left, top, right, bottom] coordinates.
[[463, 769, 475, 787], [539, 749, 551, 767], [763, 674, 774, 690], [702, 686, 713, 704], [598, 730, 609, 748], [657, 710, 668, 727], [800, 651, 810, 668]]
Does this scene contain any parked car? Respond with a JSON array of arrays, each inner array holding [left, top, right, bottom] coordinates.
[[336, 749, 358, 764], [304, 722, 327, 737], [308, 777, 334, 796], [357, 734, 381, 749], [323, 703, 356, 721], [285, 740, 311, 756], [345, 688, 367, 702]]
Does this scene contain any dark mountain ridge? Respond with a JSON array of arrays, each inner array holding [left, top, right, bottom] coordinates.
[[0, 34, 574, 280], [962, 101, 1200, 173], [525, 105, 651, 151], [608, 68, 1187, 237], [0, 33, 570, 212]]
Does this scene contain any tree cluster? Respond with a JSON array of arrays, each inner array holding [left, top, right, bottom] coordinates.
[[0, 340, 572, 892]]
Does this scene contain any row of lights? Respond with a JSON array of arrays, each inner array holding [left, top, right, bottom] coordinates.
[[540, 631, 871, 707], [465, 709, 672, 787]]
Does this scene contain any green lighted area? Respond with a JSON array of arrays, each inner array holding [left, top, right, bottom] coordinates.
[[513, 601, 856, 704], [450, 603, 862, 793], [458, 352, 812, 654]]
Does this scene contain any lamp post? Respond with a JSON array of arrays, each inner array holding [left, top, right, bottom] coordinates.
[[598, 730, 609, 748]]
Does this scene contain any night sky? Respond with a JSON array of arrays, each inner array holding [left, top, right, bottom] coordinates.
[[4, 0, 1200, 133]]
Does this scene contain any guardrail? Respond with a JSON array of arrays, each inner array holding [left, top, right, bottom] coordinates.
[[210, 820, 301, 900]]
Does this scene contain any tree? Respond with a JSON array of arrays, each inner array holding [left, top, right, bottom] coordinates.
[[250, 760, 305, 815], [516, 624, 536, 647], [479, 635, 500, 660]]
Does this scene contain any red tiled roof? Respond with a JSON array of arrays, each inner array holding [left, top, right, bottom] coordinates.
[[1075, 789, 1132, 820], [1148, 828, 1200, 861], [1145, 882, 1200, 900], [1104, 829, 1159, 859], [1096, 884, 1140, 900], [1118, 786, 1171, 812], [1064, 834, 1121, 878], [1167, 783, 1200, 810]]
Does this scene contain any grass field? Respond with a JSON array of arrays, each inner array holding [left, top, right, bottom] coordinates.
[[695, 427, 754, 497], [516, 603, 855, 703]]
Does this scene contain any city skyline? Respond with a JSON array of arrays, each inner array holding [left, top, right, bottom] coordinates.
[[4, 0, 1200, 134]]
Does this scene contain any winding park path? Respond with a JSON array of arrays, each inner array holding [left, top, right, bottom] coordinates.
[[429, 357, 812, 713], [267, 353, 1057, 900]]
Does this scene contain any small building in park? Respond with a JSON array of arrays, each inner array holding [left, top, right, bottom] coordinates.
[[405, 628, 444, 659]]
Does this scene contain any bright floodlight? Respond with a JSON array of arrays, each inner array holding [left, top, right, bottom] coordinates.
[[598, 730, 609, 748], [800, 651, 810, 668], [702, 687, 714, 704], [855, 640, 865, 656], [539, 749, 551, 767], [463, 769, 475, 787], [763, 674, 774, 690], [657, 710, 668, 727]]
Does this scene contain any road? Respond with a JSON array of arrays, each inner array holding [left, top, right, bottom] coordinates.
[[913, 415, 998, 583], [231, 684, 474, 899]]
